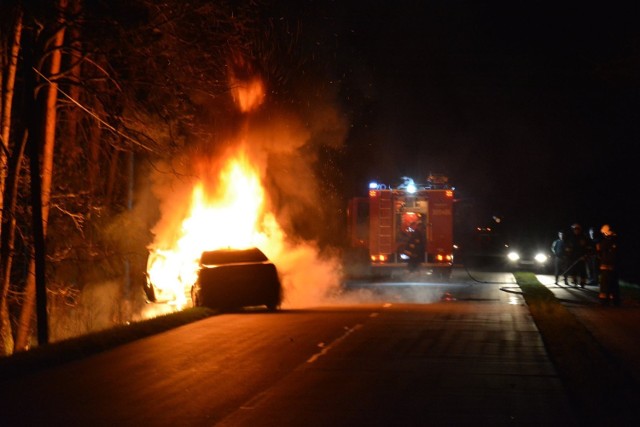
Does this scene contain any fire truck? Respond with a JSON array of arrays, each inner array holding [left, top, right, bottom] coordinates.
[[347, 174, 455, 277]]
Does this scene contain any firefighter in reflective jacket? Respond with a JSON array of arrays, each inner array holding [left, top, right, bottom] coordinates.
[[597, 224, 619, 306]]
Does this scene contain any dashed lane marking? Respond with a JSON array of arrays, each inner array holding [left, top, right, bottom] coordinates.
[[306, 324, 363, 364]]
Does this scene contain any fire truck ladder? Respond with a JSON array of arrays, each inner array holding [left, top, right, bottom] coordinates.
[[377, 191, 394, 260]]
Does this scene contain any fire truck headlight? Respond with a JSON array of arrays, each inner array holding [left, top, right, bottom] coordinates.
[[507, 251, 520, 262], [535, 253, 548, 264]]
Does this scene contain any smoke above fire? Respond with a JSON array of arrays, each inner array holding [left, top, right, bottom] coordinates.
[[145, 69, 347, 310]]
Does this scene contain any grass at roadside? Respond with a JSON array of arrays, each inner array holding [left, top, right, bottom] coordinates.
[[514, 272, 636, 424], [620, 280, 640, 302], [0, 307, 215, 380]]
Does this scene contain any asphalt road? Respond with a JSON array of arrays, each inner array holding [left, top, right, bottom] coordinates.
[[0, 269, 576, 426]]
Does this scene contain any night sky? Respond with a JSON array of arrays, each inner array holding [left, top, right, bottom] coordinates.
[[289, 1, 639, 277]]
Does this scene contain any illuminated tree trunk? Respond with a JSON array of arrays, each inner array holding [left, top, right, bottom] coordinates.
[[15, 0, 68, 350], [61, 0, 82, 167], [0, 131, 27, 355], [87, 100, 103, 198], [0, 8, 23, 356], [1, 9, 22, 200]]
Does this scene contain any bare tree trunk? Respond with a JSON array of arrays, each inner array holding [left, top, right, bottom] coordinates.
[[15, 0, 68, 350], [0, 32, 3, 128], [105, 149, 120, 207], [0, 8, 24, 356], [62, 0, 82, 164], [0, 130, 27, 355], [87, 101, 103, 197], [0, 9, 22, 140], [1, 10, 22, 199]]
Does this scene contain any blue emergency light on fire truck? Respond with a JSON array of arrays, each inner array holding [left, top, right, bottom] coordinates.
[[347, 174, 455, 276]]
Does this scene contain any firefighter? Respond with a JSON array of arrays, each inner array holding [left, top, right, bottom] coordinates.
[[405, 221, 426, 272], [586, 226, 600, 285], [566, 223, 588, 287], [550, 231, 568, 285], [597, 224, 619, 306]]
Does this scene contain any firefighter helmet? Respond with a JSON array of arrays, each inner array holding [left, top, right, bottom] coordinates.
[[600, 224, 612, 236]]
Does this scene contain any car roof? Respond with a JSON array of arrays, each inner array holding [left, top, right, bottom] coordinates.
[[200, 247, 268, 266]]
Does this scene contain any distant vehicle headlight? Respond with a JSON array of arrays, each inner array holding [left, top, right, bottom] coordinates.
[[507, 251, 520, 262], [534, 253, 548, 263]]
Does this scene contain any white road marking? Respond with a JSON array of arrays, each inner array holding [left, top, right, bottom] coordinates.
[[306, 324, 363, 364]]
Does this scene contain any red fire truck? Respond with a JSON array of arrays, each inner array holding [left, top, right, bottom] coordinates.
[[347, 174, 455, 277]]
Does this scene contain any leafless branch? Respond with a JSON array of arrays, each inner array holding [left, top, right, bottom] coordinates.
[[51, 203, 85, 235]]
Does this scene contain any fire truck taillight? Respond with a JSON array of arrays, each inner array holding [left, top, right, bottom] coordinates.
[[371, 254, 387, 262], [369, 190, 377, 197], [436, 254, 453, 262], [445, 190, 454, 198]]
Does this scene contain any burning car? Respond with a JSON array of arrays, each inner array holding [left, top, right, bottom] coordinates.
[[190, 247, 282, 311]]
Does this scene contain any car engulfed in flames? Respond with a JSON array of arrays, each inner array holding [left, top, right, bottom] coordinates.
[[141, 69, 343, 315], [142, 150, 280, 309], [191, 247, 282, 311]]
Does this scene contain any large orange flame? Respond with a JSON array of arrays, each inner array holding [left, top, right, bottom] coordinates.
[[145, 71, 342, 312], [230, 76, 265, 113], [146, 149, 280, 307]]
